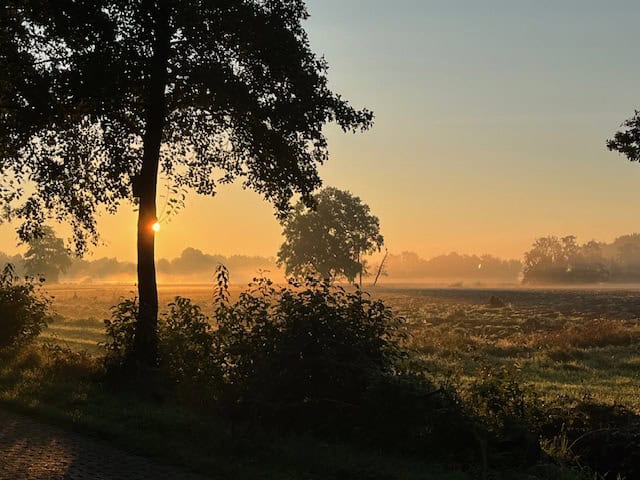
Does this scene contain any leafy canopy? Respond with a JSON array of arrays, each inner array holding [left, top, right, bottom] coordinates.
[[608, 110, 640, 162], [0, 263, 53, 348], [523, 236, 609, 284], [278, 187, 384, 282], [0, 1, 373, 252], [23, 225, 72, 283]]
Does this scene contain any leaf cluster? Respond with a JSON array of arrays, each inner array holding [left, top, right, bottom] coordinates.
[[608, 110, 640, 162], [278, 187, 384, 282], [213, 273, 404, 423], [0, 263, 53, 348]]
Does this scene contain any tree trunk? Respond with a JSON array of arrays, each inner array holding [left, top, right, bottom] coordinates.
[[132, 3, 170, 369], [372, 249, 388, 287]]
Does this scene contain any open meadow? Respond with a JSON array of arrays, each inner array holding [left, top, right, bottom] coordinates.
[[1, 280, 639, 479], [44, 283, 640, 411]]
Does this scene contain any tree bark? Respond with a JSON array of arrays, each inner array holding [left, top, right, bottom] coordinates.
[[133, 3, 170, 369]]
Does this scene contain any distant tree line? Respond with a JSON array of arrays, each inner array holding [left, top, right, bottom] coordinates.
[[0, 247, 276, 284], [384, 251, 522, 283], [10, 229, 640, 286], [522, 234, 640, 284]]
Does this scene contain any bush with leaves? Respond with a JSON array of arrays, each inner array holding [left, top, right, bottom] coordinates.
[[103, 268, 560, 468], [103, 295, 221, 402], [212, 269, 411, 431], [102, 297, 138, 374], [360, 372, 479, 458], [0, 263, 53, 348], [539, 398, 640, 479], [159, 297, 222, 406], [466, 366, 543, 467]]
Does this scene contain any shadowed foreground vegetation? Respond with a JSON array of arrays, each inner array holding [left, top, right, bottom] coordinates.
[[1, 269, 638, 479]]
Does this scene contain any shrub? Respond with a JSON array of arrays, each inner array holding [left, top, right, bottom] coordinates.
[[102, 297, 138, 373], [0, 263, 53, 348], [159, 297, 222, 406], [101, 269, 557, 470], [213, 271, 408, 430], [41, 342, 100, 379], [466, 366, 543, 467], [360, 372, 477, 458], [103, 295, 222, 403], [540, 398, 640, 479]]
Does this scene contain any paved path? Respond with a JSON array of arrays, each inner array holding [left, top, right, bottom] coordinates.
[[0, 410, 210, 480]]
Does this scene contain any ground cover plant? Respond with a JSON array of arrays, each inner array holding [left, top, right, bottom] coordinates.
[[1, 271, 638, 478]]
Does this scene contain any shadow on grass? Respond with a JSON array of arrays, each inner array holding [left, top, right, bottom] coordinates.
[[0, 345, 469, 480]]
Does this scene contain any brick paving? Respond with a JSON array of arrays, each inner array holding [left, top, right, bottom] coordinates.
[[0, 410, 211, 480]]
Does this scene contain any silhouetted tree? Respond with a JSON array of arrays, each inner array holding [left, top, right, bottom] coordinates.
[[0, 2, 373, 367], [523, 236, 609, 284], [608, 110, 640, 162], [606, 234, 640, 281], [523, 236, 570, 284], [278, 188, 383, 284], [23, 226, 72, 283]]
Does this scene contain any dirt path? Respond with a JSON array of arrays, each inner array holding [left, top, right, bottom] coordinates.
[[0, 409, 210, 480]]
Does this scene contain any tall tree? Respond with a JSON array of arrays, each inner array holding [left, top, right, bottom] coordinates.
[[0, 2, 373, 367], [23, 226, 72, 283], [278, 187, 383, 284]]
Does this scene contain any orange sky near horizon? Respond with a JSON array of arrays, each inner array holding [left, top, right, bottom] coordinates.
[[1, 1, 640, 263]]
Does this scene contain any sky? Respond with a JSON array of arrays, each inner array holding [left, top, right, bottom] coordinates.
[[2, 0, 640, 262]]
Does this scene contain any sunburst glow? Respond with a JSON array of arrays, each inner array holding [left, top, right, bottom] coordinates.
[[152, 222, 161, 233]]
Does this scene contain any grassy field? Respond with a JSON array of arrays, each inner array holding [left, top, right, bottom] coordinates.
[[3, 282, 639, 479], [380, 287, 640, 411], [43, 283, 640, 412]]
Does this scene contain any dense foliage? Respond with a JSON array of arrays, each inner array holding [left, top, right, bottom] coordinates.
[[104, 268, 409, 418], [102, 297, 138, 374], [278, 188, 384, 283], [0, 263, 53, 348], [608, 109, 640, 162], [523, 236, 609, 284], [23, 226, 72, 283], [213, 272, 405, 429], [159, 296, 221, 405], [102, 269, 562, 469], [0, 0, 374, 251]]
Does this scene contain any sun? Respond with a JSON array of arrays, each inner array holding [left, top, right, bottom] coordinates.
[[152, 222, 161, 233]]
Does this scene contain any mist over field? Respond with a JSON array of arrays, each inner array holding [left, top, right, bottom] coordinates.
[[7, 232, 640, 288], [1, 246, 523, 285]]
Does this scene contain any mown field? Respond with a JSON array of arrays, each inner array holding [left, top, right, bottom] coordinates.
[[43, 283, 640, 412], [382, 287, 640, 412]]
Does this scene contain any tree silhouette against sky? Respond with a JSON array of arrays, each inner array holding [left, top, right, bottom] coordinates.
[[0, 1, 373, 367], [278, 187, 383, 285], [23, 226, 71, 283], [608, 110, 640, 163]]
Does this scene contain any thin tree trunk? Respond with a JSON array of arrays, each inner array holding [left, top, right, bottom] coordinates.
[[133, 3, 170, 369], [373, 249, 388, 287]]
